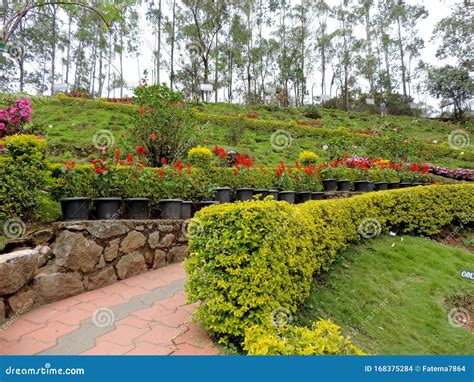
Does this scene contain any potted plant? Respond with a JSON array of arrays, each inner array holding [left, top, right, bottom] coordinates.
[[181, 201, 193, 219], [296, 163, 319, 203], [267, 190, 279, 200], [159, 199, 183, 219], [278, 191, 295, 203], [317, 162, 337, 192], [353, 167, 371, 192], [214, 187, 232, 203], [120, 151, 151, 219], [90, 158, 123, 219], [275, 160, 297, 197], [236, 188, 254, 201], [253, 189, 269, 200], [335, 166, 352, 192], [57, 161, 92, 221]]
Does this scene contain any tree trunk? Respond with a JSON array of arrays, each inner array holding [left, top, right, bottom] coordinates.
[[170, 0, 176, 89], [156, 0, 162, 84], [65, 13, 72, 86], [396, 16, 407, 97], [50, 5, 58, 95]]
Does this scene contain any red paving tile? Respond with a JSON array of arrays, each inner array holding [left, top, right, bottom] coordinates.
[[125, 342, 176, 355], [25, 321, 79, 343], [96, 325, 150, 346], [4, 336, 56, 355], [81, 341, 135, 355], [0, 263, 217, 355]]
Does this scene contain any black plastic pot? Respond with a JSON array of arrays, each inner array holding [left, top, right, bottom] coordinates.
[[374, 182, 388, 191], [124, 198, 149, 219], [278, 191, 295, 204], [388, 182, 400, 189], [413, 182, 423, 187], [367, 182, 374, 192], [311, 192, 324, 200], [354, 181, 370, 192], [322, 179, 337, 192], [159, 199, 182, 220], [93, 197, 122, 220], [337, 180, 350, 192], [213, 187, 232, 203], [236, 188, 254, 201], [267, 190, 279, 200], [399, 182, 412, 188], [60, 197, 90, 221], [254, 189, 269, 200], [296, 192, 312, 204], [198, 201, 219, 210], [181, 201, 193, 219]]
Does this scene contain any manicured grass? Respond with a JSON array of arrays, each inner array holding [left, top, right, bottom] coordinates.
[[298, 235, 474, 355]]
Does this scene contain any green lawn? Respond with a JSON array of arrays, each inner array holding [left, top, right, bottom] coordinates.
[[298, 235, 474, 355]]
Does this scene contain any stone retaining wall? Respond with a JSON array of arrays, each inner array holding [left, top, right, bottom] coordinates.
[[0, 220, 188, 323]]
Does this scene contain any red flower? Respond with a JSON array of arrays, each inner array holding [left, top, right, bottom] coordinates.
[[150, 133, 157, 140], [187, 163, 192, 174], [295, 161, 301, 170], [115, 149, 121, 164], [139, 108, 145, 116], [136, 146, 146, 156], [126, 153, 134, 165], [159, 168, 165, 179], [161, 157, 168, 165]]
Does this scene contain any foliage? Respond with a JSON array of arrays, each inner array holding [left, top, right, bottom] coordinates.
[[300, 104, 323, 119], [130, 83, 199, 166], [298, 150, 318, 166], [188, 146, 213, 168], [243, 320, 364, 355], [185, 184, 474, 346], [0, 96, 34, 135], [0, 135, 49, 222]]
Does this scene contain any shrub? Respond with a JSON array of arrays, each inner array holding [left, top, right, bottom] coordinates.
[[301, 104, 323, 119], [298, 150, 318, 166], [0, 135, 49, 222], [188, 146, 213, 168], [185, 185, 474, 347], [244, 320, 364, 355]]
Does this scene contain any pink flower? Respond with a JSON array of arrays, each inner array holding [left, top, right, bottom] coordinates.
[[0, 123, 4, 130], [0, 145, 4, 153]]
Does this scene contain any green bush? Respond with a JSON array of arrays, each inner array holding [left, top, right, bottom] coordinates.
[[185, 184, 474, 348], [0, 135, 49, 222], [244, 320, 364, 355], [187, 146, 213, 168]]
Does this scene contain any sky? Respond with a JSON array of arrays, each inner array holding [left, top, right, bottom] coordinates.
[[16, 0, 464, 111]]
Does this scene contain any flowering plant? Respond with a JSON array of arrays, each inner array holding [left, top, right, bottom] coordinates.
[[275, 160, 296, 190], [295, 162, 322, 191], [0, 97, 33, 136], [56, 161, 93, 198]]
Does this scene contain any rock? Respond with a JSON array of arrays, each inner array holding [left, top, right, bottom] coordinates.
[[135, 225, 145, 231], [142, 249, 154, 267], [52, 231, 103, 273], [120, 231, 146, 253], [167, 246, 188, 263], [158, 233, 175, 249], [86, 222, 129, 239], [0, 300, 5, 324], [0, 249, 38, 295], [34, 245, 51, 268], [8, 290, 37, 314], [158, 225, 175, 234], [148, 232, 161, 249], [104, 238, 120, 262], [30, 229, 54, 246], [97, 255, 106, 269], [33, 272, 84, 303], [37, 254, 47, 268], [115, 252, 147, 280], [153, 250, 167, 269], [88, 268, 117, 290], [57, 222, 86, 231]]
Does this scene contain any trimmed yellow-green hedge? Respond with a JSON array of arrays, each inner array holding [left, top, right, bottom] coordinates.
[[185, 184, 474, 348]]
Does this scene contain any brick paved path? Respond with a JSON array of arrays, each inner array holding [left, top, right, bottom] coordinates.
[[0, 263, 218, 355]]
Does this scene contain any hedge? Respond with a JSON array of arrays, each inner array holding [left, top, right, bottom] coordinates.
[[185, 184, 474, 350]]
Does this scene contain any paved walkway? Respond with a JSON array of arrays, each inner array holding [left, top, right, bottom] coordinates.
[[0, 263, 218, 355]]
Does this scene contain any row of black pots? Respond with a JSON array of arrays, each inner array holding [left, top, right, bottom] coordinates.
[[60, 197, 215, 221], [322, 179, 427, 193], [213, 187, 325, 205]]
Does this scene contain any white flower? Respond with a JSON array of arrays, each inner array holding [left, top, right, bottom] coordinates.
[[389, 231, 396, 236], [48, 124, 53, 129], [432, 140, 438, 144], [460, 152, 464, 155], [323, 145, 329, 150]]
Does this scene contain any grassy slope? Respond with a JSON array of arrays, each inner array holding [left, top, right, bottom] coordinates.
[[298, 235, 474, 355], [29, 98, 473, 168]]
